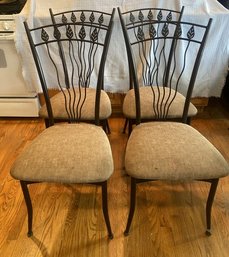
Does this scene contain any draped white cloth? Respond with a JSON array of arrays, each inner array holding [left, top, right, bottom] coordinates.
[[15, 0, 229, 97]]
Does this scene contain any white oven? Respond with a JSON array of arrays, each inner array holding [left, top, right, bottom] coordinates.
[[0, 1, 39, 117]]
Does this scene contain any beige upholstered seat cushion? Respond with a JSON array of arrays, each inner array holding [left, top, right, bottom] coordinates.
[[125, 122, 229, 180], [11, 124, 113, 183], [123, 87, 197, 119], [39, 88, 112, 120]]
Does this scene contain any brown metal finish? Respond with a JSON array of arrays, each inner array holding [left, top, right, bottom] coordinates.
[[118, 7, 212, 131], [20, 8, 115, 239], [24, 9, 115, 127]]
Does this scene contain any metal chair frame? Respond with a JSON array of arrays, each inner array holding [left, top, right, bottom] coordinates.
[[119, 7, 205, 134], [34, 9, 115, 132], [118, 7, 216, 236], [21, 8, 115, 239]]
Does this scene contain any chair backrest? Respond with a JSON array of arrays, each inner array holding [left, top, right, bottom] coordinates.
[[24, 8, 115, 126], [120, 7, 184, 91], [118, 7, 212, 123]]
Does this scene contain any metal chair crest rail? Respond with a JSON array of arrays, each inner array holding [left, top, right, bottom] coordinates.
[[24, 8, 115, 129], [119, 6, 212, 134]]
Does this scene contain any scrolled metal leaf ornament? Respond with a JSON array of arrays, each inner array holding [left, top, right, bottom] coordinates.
[[138, 10, 144, 22], [53, 27, 61, 40], [80, 11, 86, 22], [41, 28, 49, 42], [149, 24, 156, 38], [90, 28, 98, 42], [162, 23, 169, 37], [166, 11, 172, 21], [175, 24, 182, 38], [130, 12, 135, 23], [137, 27, 144, 41], [157, 10, 163, 21], [66, 25, 73, 39], [62, 14, 68, 24], [89, 12, 95, 23], [79, 26, 86, 39], [147, 10, 153, 21], [71, 12, 77, 23], [98, 13, 104, 24], [187, 25, 195, 40]]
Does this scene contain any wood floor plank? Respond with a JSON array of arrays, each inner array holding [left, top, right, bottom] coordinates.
[[0, 98, 229, 257]]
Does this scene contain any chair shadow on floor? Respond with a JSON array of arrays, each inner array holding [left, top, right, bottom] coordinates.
[[28, 184, 110, 257]]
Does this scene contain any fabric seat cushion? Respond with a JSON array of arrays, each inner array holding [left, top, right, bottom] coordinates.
[[39, 88, 112, 120], [123, 87, 197, 119], [11, 124, 113, 183], [125, 122, 229, 180]]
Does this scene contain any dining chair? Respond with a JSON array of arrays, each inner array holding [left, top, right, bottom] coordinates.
[[120, 7, 200, 135], [118, 7, 229, 236], [37, 8, 114, 133], [10, 8, 115, 239]]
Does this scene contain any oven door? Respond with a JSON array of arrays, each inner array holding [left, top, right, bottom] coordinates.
[[0, 34, 29, 96], [0, 33, 39, 117]]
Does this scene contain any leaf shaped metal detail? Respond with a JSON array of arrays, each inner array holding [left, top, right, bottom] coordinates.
[[138, 10, 144, 21], [137, 27, 144, 41], [62, 14, 68, 24], [187, 25, 195, 39], [166, 11, 172, 21], [130, 12, 135, 23], [149, 24, 156, 38], [79, 26, 86, 39], [175, 24, 182, 38], [162, 23, 169, 37], [89, 12, 95, 23], [90, 28, 98, 42], [147, 10, 153, 21], [66, 25, 73, 39], [41, 28, 49, 42], [53, 27, 61, 40], [98, 13, 104, 24], [71, 12, 77, 23], [80, 12, 86, 22], [157, 10, 163, 21]]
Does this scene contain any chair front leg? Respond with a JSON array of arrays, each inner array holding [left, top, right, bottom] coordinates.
[[124, 177, 136, 236], [20, 181, 33, 237], [101, 181, 113, 239], [205, 178, 219, 236]]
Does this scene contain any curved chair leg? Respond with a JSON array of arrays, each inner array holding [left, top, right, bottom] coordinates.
[[205, 178, 219, 236], [101, 181, 113, 239], [20, 181, 33, 237], [123, 119, 129, 134], [124, 177, 136, 236]]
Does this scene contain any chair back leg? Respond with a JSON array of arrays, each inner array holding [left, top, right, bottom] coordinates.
[[101, 181, 113, 239], [123, 119, 129, 134], [20, 181, 33, 237], [124, 177, 137, 236], [206, 178, 219, 236]]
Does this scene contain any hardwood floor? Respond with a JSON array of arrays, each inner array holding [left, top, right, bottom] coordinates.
[[0, 98, 229, 257]]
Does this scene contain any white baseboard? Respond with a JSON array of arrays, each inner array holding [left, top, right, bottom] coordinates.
[[0, 96, 39, 117]]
